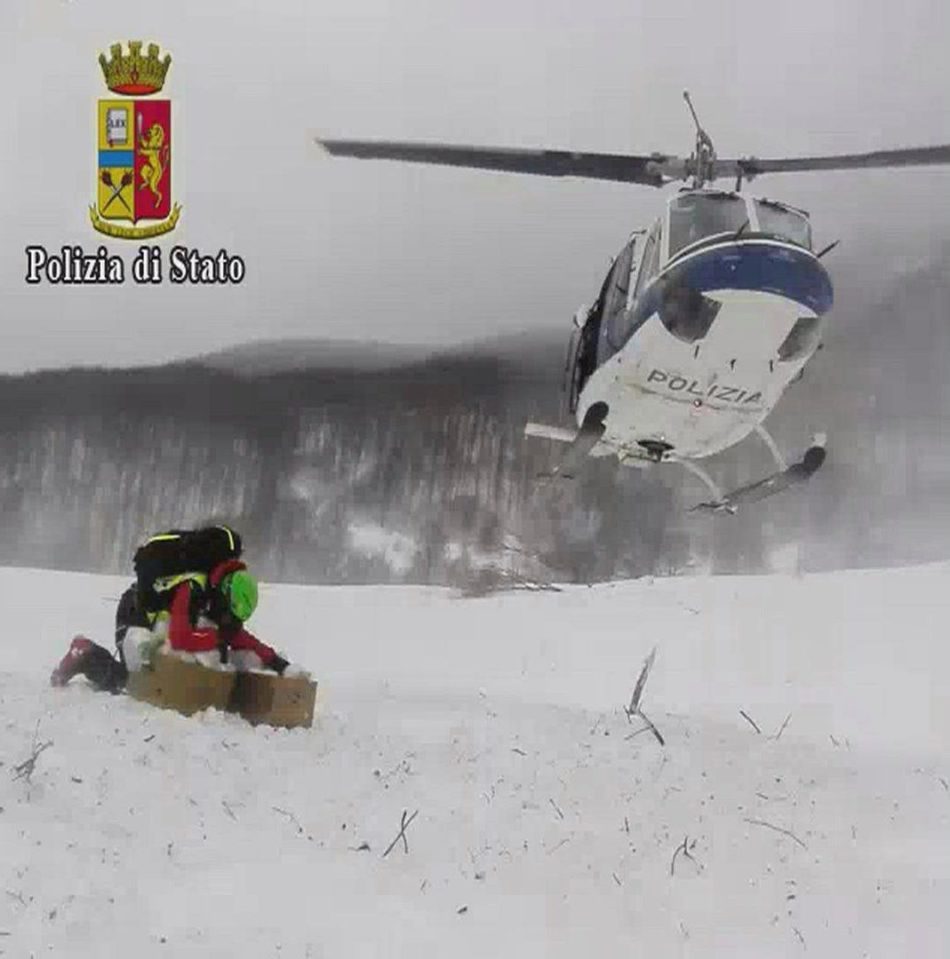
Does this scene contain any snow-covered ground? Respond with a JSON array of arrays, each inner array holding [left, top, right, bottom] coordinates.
[[2, 564, 948, 957]]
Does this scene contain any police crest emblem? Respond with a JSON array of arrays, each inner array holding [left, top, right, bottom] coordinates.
[[90, 41, 182, 238]]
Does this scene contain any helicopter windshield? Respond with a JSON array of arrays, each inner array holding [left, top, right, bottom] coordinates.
[[754, 200, 812, 249], [668, 193, 749, 258]]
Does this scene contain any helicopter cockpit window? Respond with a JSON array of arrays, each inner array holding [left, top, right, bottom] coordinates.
[[754, 200, 812, 249], [602, 237, 637, 351], [632, 224, 661, 299], [600, 224, 663, 354], [668, 193, 748, 258]]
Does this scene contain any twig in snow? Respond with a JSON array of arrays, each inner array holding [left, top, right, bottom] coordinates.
[[626, 647, 656, 717], [739, 710, 762, 735], [549, 798, 564, 820], [546, 837, 570, 855], [221, 800, 237, 821], [511, 747, 527, 756], [623, 648, 665, 746], [12, 740, 53, 783], [625, 724, 653, 742], [382, 809, 419, 858], [774, 713, 792, 740], [638, 711, 666, 747], [612, 872, 622, 886], [670, 836, 686, 876], [793, 926, 807, 949], [670, 836, 701, 876], [272, 806, 304, 834], [938, 777, 948, 792], [744, 817, 808, 849]]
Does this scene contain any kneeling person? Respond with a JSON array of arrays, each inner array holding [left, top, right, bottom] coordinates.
[[51, 560, 293, 690]]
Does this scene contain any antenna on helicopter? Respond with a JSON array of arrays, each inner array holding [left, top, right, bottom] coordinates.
[[682, 91, 717, 189]]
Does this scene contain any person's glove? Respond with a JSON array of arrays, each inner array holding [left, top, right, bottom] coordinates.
[[269, 655, 310, 679]]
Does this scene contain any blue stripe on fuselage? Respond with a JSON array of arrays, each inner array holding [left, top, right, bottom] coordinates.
[[634, 239, 834, 327]]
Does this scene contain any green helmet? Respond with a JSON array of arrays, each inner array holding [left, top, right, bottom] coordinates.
[[221, 569, 258, 622]]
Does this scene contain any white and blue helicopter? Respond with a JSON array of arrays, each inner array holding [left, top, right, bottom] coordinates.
[[319, 94, 950, 512]]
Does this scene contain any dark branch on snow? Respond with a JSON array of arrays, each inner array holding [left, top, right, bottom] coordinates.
[[744, 817, 808, 850], [382, 809, 419, 858], [12, 724, 53, 783], [739, 710, 762, 734], [773, 713, 792, 740], [624, 647, 665, 746], [670, 835, 701, 876]]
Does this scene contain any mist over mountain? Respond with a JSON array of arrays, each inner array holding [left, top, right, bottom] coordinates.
[[1, 250, 949, 586], [196, 338, 435, 376]]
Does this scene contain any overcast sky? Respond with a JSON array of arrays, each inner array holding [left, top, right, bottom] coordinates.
[[3, 0, 950, 373]]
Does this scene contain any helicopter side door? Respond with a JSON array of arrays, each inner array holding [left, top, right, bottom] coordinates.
[[597, 219, 662, 364], [569, 234, 639, 414]]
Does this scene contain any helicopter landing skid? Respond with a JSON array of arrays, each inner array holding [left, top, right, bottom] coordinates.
[[531, 403, 608, 481], [687, 433, 827, 514]]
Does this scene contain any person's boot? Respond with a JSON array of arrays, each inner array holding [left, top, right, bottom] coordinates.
[[50, 636, 127, 692], [50, 636, 95, 686]]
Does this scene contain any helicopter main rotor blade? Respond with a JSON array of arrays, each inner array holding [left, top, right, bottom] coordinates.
[[717, 144, 950, 180], [317, 138, 679, 187]]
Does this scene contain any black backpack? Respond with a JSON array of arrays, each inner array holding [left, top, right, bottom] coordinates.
[[133, 525, 243, 614]]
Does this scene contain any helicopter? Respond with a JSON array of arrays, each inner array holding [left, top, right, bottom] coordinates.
[[317, 93, 950, 512]]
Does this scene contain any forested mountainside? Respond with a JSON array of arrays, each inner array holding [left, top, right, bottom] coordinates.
[[2, 250, 949, 585]]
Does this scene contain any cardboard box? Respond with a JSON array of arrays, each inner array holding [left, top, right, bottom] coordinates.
[[126, 652, 318, 729], [127, 652, 235, 716], [229, 671, 317, 729]]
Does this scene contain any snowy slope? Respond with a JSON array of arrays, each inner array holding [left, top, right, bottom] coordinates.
[[2, 564, 949, 957]]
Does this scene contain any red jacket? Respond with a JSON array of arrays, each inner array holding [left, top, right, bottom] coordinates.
[[167, 579, 278, 666]]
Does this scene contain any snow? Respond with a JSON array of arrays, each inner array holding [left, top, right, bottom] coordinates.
[[2, 563, 949, 956], [347, 522, 420, 576]]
